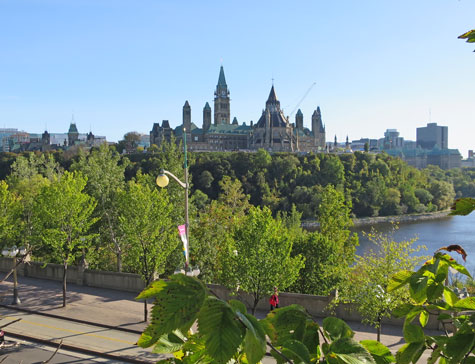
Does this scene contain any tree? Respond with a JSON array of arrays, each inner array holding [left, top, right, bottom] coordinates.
[[429, 180, 455, 210], [117, 178, 176, 321], [193, 177, 250, 284], [291, 185, 358, 295], [123, 132, 142, 151], [0, 181, 22, 248], [228, 206, 304, 314], [32, 171, 98, 307], [6, 153, 59, 252], [71, 144, 129, 271], [335, 228, 426, 342]]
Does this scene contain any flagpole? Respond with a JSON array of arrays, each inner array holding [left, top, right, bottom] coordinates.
[[183, 126, 189, 269]]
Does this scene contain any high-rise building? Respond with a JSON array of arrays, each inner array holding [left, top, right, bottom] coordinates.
[[416, 123, 448, 150]]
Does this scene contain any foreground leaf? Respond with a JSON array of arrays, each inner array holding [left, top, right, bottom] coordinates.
[[328, 338, 376, 364], [323, 317, 354, 341], [360, 340, 395, 364], [136, 275, 206, 348], [198, 296, 244, 363]]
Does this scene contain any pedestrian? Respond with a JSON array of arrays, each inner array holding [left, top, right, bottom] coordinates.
[[269, 287, 279, 311]]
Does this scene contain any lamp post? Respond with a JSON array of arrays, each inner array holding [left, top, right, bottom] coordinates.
[[156, 126, 192, 273], [2, 246, 27, 305]]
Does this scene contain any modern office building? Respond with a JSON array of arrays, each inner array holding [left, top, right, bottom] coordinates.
[[417, 123, 448, 150]]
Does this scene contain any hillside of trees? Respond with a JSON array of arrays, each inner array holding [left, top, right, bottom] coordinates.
[[1, 146, 474, 221]]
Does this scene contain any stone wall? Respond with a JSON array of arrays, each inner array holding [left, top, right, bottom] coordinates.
[[0, 258, 440, 329]]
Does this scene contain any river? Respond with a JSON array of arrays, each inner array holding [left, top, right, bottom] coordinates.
[[353, 212, 475, 272]]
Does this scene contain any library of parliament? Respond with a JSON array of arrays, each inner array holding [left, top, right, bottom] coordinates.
[[150, 67, 326, 153]]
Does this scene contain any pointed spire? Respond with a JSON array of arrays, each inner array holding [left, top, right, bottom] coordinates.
[[184, 100, 190, 108], [296, 109, 303, 116], [218, 66, 227, 87], [267, 85, 278, 103], [204, 102, 211, 110]]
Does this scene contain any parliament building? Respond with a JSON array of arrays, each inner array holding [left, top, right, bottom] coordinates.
[[150, 67, 326, 153]]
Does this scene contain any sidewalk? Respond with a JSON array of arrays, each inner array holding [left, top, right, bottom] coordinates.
[[0, 275, 442, 354]]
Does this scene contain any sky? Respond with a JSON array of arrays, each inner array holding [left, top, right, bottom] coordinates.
[[1, 0, 474, 157]]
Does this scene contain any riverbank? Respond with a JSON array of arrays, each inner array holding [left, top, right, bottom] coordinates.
[[301, 210, 451, 230]]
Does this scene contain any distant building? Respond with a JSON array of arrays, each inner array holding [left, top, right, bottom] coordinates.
[[150, 66, 326, 153], [383, 129, 404, 149], [386, 147, 461, 170], [417, 123, 448, 150], [1, 122, 106, 153], [461, 150, 475, 168]]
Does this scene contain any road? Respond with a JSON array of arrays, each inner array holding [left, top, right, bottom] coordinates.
[[1, 339, 131, 363], [0, 307, 162, 363]]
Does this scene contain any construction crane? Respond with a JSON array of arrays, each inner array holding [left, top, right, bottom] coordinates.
[[288, 82, 316, 118]]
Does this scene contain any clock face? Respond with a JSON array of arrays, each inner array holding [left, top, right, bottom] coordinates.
[[221, 91, 226, 96]]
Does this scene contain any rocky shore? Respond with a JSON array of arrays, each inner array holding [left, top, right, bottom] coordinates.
[[301, 210, 451, 230]]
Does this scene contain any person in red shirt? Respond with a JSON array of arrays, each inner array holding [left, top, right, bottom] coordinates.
[[269, 287, 279, 311]]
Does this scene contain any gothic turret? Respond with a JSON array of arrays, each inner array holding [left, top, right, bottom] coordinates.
[[203, 102, 211, 131], [68, 122, 79, 146], [296, 109, 303, 130], [183, 101, 191, 131], [214, 66, 230, 125]]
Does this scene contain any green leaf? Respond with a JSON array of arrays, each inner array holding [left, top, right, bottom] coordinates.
[[197, 296, 244, 363], [238, 312, 266, 364], [136, 275, 206, 348], [419, 310, 429, 327], [281, 339, 312, 364], [404, 306, 423, 324], [462, 357, 475, 364], [434, 260, 449, 283], [439, 254, 472, 278], [449, 197, 475, 216], [409, 274, 428, 304], [438, 313, 452, 321], [454, 297, 475, 310], [302, 321, 320, 359], [152, 331, 186, 354], [360, 340, 395, 364], [445, 333, 475, 363], [403, 322, 425, 344], [323, 317, 354, 341], [387, 270, 413, 292], [392, 303, 417, 318], [443, 287, 459, 307], [426, 282, 444, 301], [396, 342, 425, 364], [328, 338, 376, 364], [229, 299, 247, 314], [262, 305, 308, 345]]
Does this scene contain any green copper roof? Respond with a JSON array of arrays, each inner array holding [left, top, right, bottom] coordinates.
[[204, 102, 211, 110], [217, 66, 227, 87], [68, 123, 78, 134]]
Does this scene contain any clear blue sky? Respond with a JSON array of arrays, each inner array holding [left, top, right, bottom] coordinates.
[[1, 0, 474, 157]]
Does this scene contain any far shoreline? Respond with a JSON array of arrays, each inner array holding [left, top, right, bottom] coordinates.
[[301, 210, 451, 230]]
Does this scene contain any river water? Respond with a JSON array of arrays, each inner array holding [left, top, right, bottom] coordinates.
[[353, 212, 475, 272]]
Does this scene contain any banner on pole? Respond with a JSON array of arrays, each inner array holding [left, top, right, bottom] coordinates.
[[178, 224, 189, 264]]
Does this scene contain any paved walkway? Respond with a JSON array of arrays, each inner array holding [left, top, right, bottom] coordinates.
[[0, 275, 443, 359]]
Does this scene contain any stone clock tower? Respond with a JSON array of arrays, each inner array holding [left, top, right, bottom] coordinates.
[[214, 66, 230, 125]]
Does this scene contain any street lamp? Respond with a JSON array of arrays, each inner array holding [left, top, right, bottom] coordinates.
[[2, 245, 27, 305], [156, 126, 194, 275]]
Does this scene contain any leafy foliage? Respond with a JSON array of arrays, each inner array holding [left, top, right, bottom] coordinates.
[[137, 274, 393, 364], [459, 29, 475, 52], [335, 228, 427, 340]]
